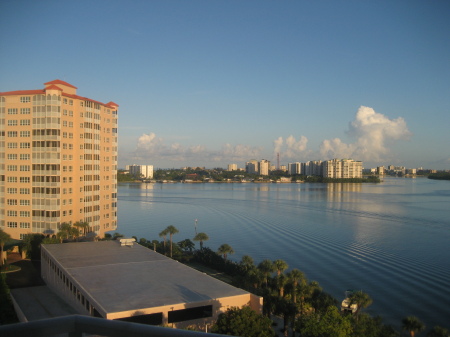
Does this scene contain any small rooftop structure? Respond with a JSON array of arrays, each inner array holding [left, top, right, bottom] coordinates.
[[41, 241, 262, 329]]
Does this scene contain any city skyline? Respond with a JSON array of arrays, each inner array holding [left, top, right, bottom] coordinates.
[[1, 1, 449, 169]]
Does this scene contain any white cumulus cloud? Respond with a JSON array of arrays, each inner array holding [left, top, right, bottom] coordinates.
[[273, 135, 310, 160], [133, 132, 261, 165], [320, 106, 412, 161]]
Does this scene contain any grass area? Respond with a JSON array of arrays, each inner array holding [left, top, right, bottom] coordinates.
[[185, 261, 235, 284]]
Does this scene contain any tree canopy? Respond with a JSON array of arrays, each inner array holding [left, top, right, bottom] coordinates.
[[211, 306, 275, 337]]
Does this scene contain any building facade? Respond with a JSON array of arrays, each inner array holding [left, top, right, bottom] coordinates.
[[0, 80, 118, 240], [322, 159, 362, 179], [259, 159, 270, 176], [129, 164, 153, 179], [227, 163, 238, 171]]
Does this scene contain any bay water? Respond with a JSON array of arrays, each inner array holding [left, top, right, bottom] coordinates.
[[117, 177, 450, 329]]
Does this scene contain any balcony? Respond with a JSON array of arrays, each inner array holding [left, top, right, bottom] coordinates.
[[0, 315, 224, 337]]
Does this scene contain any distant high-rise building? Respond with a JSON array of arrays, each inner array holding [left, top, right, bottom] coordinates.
[[288, 162, 301, 175], [322, 159, 362, 179], [259, 159, 270, 176], [129, 164, 153, 179], [301, 160, 323, 176], [227, 164, 238, 171], [246, 159, 259, 174], [0, 80, 118, 240]]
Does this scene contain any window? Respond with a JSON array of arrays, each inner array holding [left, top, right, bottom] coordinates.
[[7, 143, 17, 148], [7, 199, 17, 205], [20, 188, 30, 194], [20, 200, 30, 206], [7, 165, 17, 171], [7, 210, 17, 216], [8, 131, 17, 137], [20, 108, 30, 114], [20, 131, 30, 137], [7, 154, 17, 160], [20, 177, 30, 183], [20, 96, 31, 103], [20, 119, 30, 125], [20, 154, 30, 160], [20, 211, 30, 217], [20, 142, 30, 148], [8, 120, 18, 126], [7, 177, 17, 183], [7, 188, 17, 194], [7, 222, 18, 228], [8, 108, 18, 114], [20, 222, 30, 229], [20, 165, 30, 171]]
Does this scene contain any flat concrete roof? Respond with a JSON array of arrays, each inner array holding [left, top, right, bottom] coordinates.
[[42, 241, 248, 314]]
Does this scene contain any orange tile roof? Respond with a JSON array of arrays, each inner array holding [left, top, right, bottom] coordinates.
[[45, 84, 63, 91], [0, 89, 44, 96], [1, 81, 118, 109], [44, 79, 77, 89]]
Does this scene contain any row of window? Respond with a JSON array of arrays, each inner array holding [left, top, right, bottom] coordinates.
[[7, 222, 30, 228], [7, 177, 30, 183], [7, 119, 31, 125], [7, 165, 31, 171], [7, 210, 31, 217], [6, 142, 30, 148], [7, 199, 30, 205], [7, 188, 30, 194], [7, 154, 31, 160], [7, 108, 30, 114], [42, 252, 95, 316], [5, 131, 31, 137]]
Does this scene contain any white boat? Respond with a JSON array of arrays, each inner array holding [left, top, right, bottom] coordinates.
[[341, 289, 358, 313]]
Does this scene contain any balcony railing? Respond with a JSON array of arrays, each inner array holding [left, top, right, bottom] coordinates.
[[0, 315, 225, 337]]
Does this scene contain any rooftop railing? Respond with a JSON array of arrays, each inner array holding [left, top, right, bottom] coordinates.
[[0, 315, 226, 337]]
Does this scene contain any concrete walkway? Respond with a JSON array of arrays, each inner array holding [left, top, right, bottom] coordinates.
[[11, 286, 78, 322], [6, 253, 78, 322]]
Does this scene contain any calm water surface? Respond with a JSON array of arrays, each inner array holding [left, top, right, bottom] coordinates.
[[117, 177, 450, 329]]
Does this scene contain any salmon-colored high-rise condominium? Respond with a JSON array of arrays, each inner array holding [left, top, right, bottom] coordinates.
[[0, 80, 118, 240]]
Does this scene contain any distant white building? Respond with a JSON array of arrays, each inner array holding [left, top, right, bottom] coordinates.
[[246, 160, 259, 174], [129, 164, 154, 179], [227, 164, 238, 171], [323, 159, 362, 179], [302, 161, 323, 176], [288, 162, 301, 175], [259, 159, 270, 176]]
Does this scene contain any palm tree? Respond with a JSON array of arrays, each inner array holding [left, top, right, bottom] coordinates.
[[193, 232, 209, 250], [73, 221, 89, 237], [164, 225, 179, 258], [427, 326, 449, 337], [178, 239, 195, 252], [58, 222, 79, 241], [159, 228, 169, 254], [258, 259, 275, 287], [217, 243, 234, 261], [402, 316, 425, 337], [348, 290, 373, 322], [240, 255, 254, 272], [0, 229, 12, 266], [274, 259, 289, 276], [287, 268, 304, 304], [276, 273, 288, 297]]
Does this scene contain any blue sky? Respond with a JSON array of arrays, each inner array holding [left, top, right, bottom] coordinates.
[[1, 0, 449, 169]]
